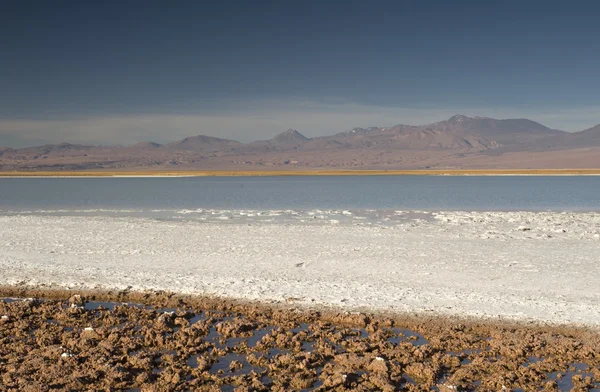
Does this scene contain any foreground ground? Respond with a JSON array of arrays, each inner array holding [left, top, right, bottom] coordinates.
[[2, 211, 600, 390], [1, 290, 599, 391], [1, 211, 600, 326]]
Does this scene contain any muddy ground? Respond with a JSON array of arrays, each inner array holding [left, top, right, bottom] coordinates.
[[1, 288, 599, 391]]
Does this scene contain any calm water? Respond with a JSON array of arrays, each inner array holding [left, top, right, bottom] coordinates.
[[1, 176, 599, 213]]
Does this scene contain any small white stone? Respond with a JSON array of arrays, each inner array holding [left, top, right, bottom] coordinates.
[[61, 353, 72, 358]]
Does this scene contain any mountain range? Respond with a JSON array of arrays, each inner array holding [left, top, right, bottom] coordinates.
[[1, 115, 600, 171]]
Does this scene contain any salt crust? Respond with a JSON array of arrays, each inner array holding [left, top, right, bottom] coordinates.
[[1, 211, 599, 326]]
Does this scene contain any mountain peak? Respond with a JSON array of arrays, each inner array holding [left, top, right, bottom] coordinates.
[[166, 134, 242, 151], [448, 114, 471, 123], [581, 124, 600, 134], [131, 141, 161, 149], [271, 129, 309, 143]]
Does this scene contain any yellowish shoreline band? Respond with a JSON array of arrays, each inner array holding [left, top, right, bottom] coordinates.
[[1, 169, 600, 177]]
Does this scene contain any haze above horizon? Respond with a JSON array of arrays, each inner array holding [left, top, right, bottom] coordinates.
[[1, 0, 599, 147]]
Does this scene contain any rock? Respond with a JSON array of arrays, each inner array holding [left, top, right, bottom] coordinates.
[[229, 360, 243, 372], [368, 357, 389, 375], [68, 295, 84, 306], [438, 385, 460, 392], [155, 312, 175, 328], [367, 374, 395, 391], [215, 319, 257, 338]]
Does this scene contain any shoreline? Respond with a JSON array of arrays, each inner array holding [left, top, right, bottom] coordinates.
[[1, 285, 598, 335], [2, 168, 600, 177]]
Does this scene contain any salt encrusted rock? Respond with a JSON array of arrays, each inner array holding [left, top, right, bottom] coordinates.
[[68, 294, 84, 306], [155, 312, 175, 328], [368, 356, 389, 375]]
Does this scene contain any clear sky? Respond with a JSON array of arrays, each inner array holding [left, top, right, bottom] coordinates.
[[1, 0, 599, 146]]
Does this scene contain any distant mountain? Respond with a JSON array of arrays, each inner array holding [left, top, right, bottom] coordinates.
[[577, 124, 600, 137], [413, 115, 566, 147], [308, 116, 500, 151], [335, 127, 380, 137], [270, 129, 309, 144], [129, 141, 162, 149], [522, 123, 600, 150], [165, 135, 243, 152], [1, 115, 600, 171], [240, 129, 310, 153], [16, 142, 95, 155], [559, 123, 600, 148]]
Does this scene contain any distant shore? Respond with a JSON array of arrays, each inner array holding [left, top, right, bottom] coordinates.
[[2, 168, 600, 177]]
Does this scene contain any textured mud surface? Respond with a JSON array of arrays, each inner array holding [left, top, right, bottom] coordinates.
[[1, 290, 600, 391]]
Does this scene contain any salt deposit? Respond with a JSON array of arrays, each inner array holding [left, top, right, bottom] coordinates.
[[1, 211, 599, 326]]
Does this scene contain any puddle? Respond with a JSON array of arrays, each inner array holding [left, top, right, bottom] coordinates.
[[247, 326, 276, 347], [522, 356, 544, 367], [548, 363, 600, 391], [387, 327, 429, 346]]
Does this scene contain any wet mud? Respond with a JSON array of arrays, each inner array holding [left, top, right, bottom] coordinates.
[[1, 288, 599, 391]]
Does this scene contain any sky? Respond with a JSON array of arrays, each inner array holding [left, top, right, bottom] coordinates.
[[1, 0, 599, 147]]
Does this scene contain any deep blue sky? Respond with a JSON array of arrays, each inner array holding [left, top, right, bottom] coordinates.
[[1, 0, 599, 146]]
